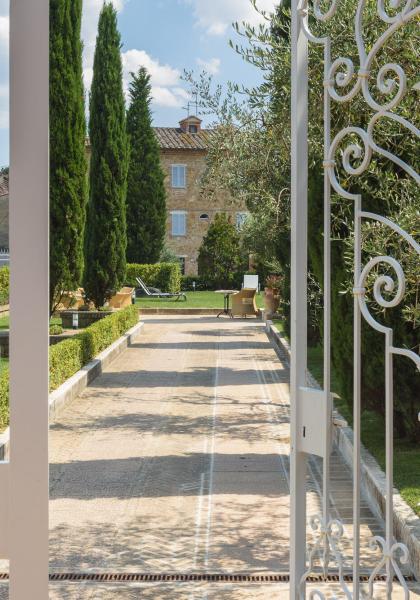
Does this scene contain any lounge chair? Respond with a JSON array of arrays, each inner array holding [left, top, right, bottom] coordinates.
[[231, 288, 258, 317], [135, 277, 187, 301]]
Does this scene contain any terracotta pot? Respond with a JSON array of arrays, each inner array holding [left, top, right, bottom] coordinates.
[[264, 287, 280, 317]]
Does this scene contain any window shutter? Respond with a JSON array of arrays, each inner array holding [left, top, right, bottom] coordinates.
[[172, 212, 186, 236], [172, 165, 186, 188]]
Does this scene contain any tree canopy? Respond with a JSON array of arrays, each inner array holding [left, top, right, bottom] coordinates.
[[50, 0, 87, 313], [84, 2, 129, 308], [126, 67, 167, 264]]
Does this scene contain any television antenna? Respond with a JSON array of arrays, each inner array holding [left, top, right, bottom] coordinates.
[[183, 92, 199, 117]]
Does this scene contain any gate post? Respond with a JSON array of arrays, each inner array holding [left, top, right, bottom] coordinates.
[[9, 1, 50, 598], [290, 0, 308, 597]]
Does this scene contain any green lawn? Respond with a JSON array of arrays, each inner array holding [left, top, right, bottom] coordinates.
[[136, 291, 265, 310], [271, 320, 420, 516], [0, 316, 62, 330]]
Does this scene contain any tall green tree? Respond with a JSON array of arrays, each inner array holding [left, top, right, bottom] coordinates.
[[126, 68, 166, 263], [50, 0, 87, 313], [198, 213, 242, 288], [84, 2, 129, 308]]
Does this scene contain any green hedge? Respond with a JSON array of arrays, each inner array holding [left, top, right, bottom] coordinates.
[[181, 275, 213, 291], [0, 266, 9, 306], [0, 305, 139, 430], [126, 263, 181, 293]]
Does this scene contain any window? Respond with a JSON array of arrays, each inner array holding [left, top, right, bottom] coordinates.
[[188, 124, 198, 134], [171, 165, 186, 188], [178, 257, 186, 275], [171, 211, 187, 236], [199, 213, 209, 221], [236, 212, 249, 230]]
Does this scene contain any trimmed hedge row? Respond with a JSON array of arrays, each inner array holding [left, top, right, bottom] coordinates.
[[0, 305, 139, 430], [126, 263, 181, 294], [0, 266, 9, 306], [181, 275, 213, 291]]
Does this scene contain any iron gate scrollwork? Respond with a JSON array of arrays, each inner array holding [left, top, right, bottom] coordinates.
[[290, 0, 419, 597]]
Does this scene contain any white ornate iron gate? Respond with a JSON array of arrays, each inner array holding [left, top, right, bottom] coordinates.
[[290, 0, 419, 597], [0, 1, 50, 599]]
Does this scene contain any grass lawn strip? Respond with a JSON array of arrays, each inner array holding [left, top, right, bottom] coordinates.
[[136, 290, 264, 310]]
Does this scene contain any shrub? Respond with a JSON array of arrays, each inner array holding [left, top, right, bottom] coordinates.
[[0, 305, 139, 428], [198, 213, 243, 289], [49, 324, 63, 336], [181, 275, 213, 291], [125, 263, 181, 293], [49, 336, 86, 391], [0, 267, 9, 306]]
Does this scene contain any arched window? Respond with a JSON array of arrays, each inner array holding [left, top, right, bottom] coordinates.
[[199, 213, 209, 221]]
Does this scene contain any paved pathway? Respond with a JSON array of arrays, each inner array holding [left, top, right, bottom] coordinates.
[[3, 316, 419, 598]]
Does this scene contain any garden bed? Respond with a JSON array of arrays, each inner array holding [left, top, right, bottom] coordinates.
[[0, 305, 139, 432], [60, 309, 113, 329]]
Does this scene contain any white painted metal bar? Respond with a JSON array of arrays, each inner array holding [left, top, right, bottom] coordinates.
[[9, 1, 50, 598], [290, 0, 309, 596], [385, 330, 394, 597], [353, 200, 362, 599], [322, 38, 332, 540]]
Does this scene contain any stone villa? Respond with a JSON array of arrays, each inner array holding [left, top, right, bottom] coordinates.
[[155, 115, 248, 276], [0, 116, 247, 277]]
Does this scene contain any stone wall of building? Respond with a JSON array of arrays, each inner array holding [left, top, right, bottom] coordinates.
[[161, 148, 246, 276]]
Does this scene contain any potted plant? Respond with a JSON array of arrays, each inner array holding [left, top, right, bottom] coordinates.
[[264, 275, 282, 317]]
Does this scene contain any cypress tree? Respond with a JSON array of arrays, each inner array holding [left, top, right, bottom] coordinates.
[[126, 68, 167, 264], [84, 2, 129, 308], [50, 0, 87, 312]]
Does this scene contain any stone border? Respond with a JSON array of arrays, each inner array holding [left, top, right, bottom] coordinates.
[[140, 308, 221, 315], [0, 320, 144, 461], [140, 308, 264, 317], [265, 319, 420, 580]]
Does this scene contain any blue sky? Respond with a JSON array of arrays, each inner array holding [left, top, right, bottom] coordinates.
[[0, 0, 277, 166]]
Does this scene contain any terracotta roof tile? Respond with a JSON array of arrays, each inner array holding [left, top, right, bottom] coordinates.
[[154, 127, 214, 150]]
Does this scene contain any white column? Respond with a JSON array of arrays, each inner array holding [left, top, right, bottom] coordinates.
[[9, 1, 49, 598], [290, 0, 308, 598]]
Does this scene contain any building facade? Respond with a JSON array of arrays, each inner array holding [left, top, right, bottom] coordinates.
[[155, 116, 248, 276], [86, 116, 249, 276]]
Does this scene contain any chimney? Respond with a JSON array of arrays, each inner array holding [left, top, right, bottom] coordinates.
[[179, 115, 202, 134]]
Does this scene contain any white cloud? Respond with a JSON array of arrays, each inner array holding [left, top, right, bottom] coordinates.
[[185, 0, 277, 36], [122, 50, 188, 109], [151, 87, 184, 108], [0, 15, 9, 53], [122, 50, 180, 88], [196, 57, 221, 75]]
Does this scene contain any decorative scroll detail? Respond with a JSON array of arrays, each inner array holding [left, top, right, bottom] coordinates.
[[355, 215, 420, 369], [300, 515, 352, 600], [368, 537, 410, 600]]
